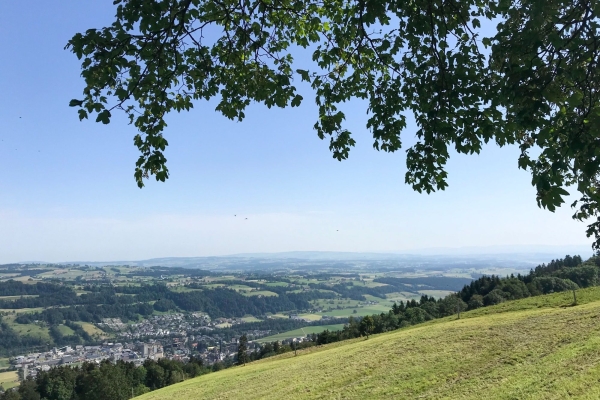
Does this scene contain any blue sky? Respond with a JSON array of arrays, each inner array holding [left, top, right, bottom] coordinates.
[[0, 1, 593, 263]]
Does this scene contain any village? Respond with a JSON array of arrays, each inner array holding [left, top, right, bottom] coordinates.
[[6, 311, 312, 381]]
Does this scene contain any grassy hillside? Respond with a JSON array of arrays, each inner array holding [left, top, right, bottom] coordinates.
[[255, 324, 346, 343], [140, 287, 600, 399]]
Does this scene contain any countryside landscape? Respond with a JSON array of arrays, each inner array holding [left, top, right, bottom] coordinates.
[[2, 0, 600, 398], [1, 252, 600, 399]]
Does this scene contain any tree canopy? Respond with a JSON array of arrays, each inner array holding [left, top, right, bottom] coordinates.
[[67, 0, 600, 246]]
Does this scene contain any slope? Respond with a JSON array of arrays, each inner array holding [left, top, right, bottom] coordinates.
[[140, 288, 600, 399]]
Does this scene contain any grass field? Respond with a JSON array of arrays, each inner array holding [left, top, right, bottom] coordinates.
[[264, 282, 289, 287], [56, 324, 76, 336], [240, 290, 278, 297], [0, 295, 39, 300], [228, 284, 254, 291], [350, 280, 389, 288], [0, 358, 9, 370], [140, 287, 600, 400], [0, 371, 19, 390], [297, 313, 322, 321], [75, 322, 106, 336], [201, 284, 225, 288], [240, 316, 262, 323], [0, 307, 45, 314], [266, 313, 288, 319], [9, 322, 51, 341], [320, 304, 392, 318], [255, 324, 347, 343]]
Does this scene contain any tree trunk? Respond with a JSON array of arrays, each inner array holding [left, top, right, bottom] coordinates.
[[573, 289, 577, 305]]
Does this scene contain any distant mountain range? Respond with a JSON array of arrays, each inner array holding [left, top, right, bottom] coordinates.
[[17, 244, 592, 269]]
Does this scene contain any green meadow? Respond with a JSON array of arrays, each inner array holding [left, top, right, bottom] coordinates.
[[140, 287, 600, 400], [255, 324, 347, 343]]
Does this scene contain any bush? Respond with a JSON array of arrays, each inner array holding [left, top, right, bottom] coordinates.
[[528, 277, 579, 295], [468, 294, 484, 310], [483, 289, 507, 306]]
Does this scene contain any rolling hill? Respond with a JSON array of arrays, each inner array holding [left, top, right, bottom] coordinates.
[[139, 287, 600, 399]]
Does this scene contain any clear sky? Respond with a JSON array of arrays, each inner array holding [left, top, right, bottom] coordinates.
[[0, 1, 593, 263]]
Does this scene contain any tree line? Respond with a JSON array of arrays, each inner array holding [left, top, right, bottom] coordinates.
[[255, 255, 597, 350], [0, 357, 211, 400]]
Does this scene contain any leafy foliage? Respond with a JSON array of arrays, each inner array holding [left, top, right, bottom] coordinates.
[[66, 0, 600, 246]]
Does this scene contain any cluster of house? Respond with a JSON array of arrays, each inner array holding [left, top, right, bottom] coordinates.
[[11, 341, 164, 379], [99, 313, 233, 339]]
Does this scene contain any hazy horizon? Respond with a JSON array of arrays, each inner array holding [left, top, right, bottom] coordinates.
[[9, 244, 594, 265]]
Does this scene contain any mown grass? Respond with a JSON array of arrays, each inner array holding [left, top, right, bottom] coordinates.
[[56, 324, 75, 336], [240, 290, 278, 297], [240, 316, 262, 323], [0, 358, 9, 370], [140, 287, 600, 400], [0, 371, 18, 390], [8, 320, 51, 342], [320, 304, 391, 318], [255, 324, 347, 343], [75, 322, 106, 336], [0, 307, 45, 314], [0, 295, 39, 300]]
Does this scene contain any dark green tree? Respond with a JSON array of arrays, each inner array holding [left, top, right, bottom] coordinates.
[[359, 315, 375, 339], [483, 289, 508, 306], [237, 334, 249, 366], [467, 295, 484, 310], [17, 378, 40, 400], [0, 390, 20, 400], [66, 0, 600, 248], [438, 295, 467, 319]]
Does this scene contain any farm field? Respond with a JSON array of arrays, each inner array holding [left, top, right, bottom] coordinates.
[[240, 290, 278, 297], [385, 291, 422, 302], [266, 313, 288, 319], [255, 324, 346, 343], [0, 371, 18, 390], [0, 358, 9, 370], [56, 324, 76, 336], [0, 295, 39, 300], [0, 307, 45, 314], [9, 321, 51, 341], [320, 304, 392, 318], [297, 313, 322, 321], [140, 287, 600, 400], [418, 289, 454, 298], [75, 322, 107, 337], [240, 316, 262, 323]]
